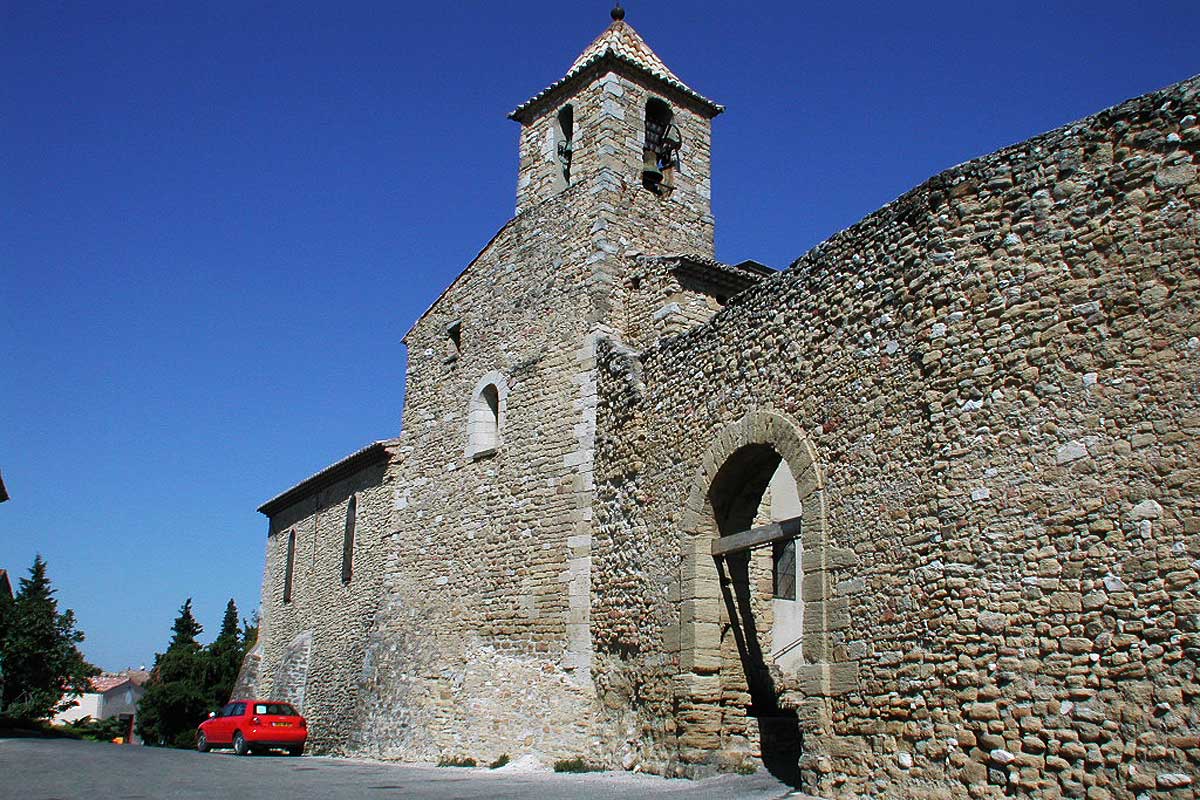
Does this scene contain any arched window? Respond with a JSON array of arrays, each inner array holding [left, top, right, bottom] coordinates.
[[473, 384, 500, 451], [282, 530, 296, 604], [466, 372, 508, 459], [341, 494, 356, 584]]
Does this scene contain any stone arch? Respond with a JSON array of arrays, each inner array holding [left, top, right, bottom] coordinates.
[[673, 410, 856, 783], [465, 371, 508, 459]]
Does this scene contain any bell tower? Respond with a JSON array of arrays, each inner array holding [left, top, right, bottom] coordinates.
[[509, 5, 723, 259]]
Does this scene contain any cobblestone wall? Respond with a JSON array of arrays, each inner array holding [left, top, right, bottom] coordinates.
[[593, 76, 1200, 797]]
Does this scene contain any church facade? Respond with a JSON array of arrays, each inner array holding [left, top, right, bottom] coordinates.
[[241, 10, 1200, 798]]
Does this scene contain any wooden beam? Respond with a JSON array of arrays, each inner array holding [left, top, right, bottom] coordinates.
[[711, 516, 801, 558]]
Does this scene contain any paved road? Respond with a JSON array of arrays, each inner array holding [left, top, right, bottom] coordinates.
[[0, 738, 808, 800]]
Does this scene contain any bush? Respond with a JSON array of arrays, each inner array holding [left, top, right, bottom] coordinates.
[[437, 756, 476, 767], [0, 717, 80, 738], [489, 754, 510, 769], [60, 715, 129, 743], [553, 756, 600, 773]]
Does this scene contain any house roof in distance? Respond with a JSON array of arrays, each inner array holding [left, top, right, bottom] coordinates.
[[510, 8, 723, 122], [89, 675, 136, 694]]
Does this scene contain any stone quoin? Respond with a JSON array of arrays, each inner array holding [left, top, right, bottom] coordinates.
[[237, 9, 1200, 798]]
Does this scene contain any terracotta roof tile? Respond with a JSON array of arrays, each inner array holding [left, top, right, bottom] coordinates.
[[89, 675, 132, 694], [511, 19, 722, 121]]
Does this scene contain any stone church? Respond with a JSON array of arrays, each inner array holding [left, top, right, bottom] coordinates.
[[239, 8, 1200, 798]]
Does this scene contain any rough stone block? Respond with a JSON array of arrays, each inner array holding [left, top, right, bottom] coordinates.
[[802, 571, 832, 602], [804, 597, 851, 633], [802, 547, 856, 574]]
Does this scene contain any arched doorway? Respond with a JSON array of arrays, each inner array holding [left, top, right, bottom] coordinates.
[[674, 411, 841, 788]]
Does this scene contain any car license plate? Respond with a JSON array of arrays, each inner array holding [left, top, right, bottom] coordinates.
[[273, 722, 292, 727]]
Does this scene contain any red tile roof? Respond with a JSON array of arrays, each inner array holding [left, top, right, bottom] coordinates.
[[510, 18, 722, 122], [89, 675, 133, 694]]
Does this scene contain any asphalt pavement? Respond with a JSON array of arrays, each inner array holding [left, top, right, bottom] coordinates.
[[0, 737, 816, 800]]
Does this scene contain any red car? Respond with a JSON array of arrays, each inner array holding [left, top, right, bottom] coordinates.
[[196, 699, 307, 756]]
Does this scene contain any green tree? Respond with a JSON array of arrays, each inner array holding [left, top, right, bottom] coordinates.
[[240, 611, 259, 652], [136, 599, 209, 748], [169, 597, 203, 648], [0, 556, 97, 721], [0, 579, 12, 703], [204, 599, 243, 710]]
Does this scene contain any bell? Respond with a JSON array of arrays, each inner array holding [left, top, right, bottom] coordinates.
[[642, 150, 663, 187]]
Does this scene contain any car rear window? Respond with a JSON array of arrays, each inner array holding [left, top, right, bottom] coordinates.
[[254, 703, 298, 716]]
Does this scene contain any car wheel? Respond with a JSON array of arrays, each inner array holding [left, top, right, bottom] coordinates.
[[288, 745, 304, 757], [233, 731, 249, 756], [196, 732, 210, 753]]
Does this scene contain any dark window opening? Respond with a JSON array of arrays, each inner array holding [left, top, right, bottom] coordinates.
[[445, 321, 462, 362], [556, 105, 574, 187], [643, 98, 680, 193], [283, 530, 296, 604], [341, 494, 357, 584], [772, 539, 796, 600]]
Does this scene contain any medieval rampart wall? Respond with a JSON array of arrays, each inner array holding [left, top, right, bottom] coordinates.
[[593, 76, 1199, 797]]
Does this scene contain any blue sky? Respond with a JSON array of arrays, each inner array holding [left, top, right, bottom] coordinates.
[[2, 1, 1197, 670]]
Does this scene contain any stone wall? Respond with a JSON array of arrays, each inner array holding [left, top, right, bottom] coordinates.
[[592, 76, 1200, 797], [333, 55, 727, 765], [351, 203, 598, 762], [516, 68, 716, 257], [253, 449, 397, 753]]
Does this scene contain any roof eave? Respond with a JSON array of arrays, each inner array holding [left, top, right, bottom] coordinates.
[[509, 51, 723, 124], [258, 439, 399, 517]]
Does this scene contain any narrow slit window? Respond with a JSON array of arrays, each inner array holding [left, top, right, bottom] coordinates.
[[283, 530, 296, 604], [341, 495, 356, 584], [445, 320, 462, 362]]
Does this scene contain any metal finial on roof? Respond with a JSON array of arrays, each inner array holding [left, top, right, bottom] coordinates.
[[611, 3, 625, 21]]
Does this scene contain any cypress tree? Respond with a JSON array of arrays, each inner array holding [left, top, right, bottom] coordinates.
[[205, 599, 243, 710], [136, 599, 210, 748]]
